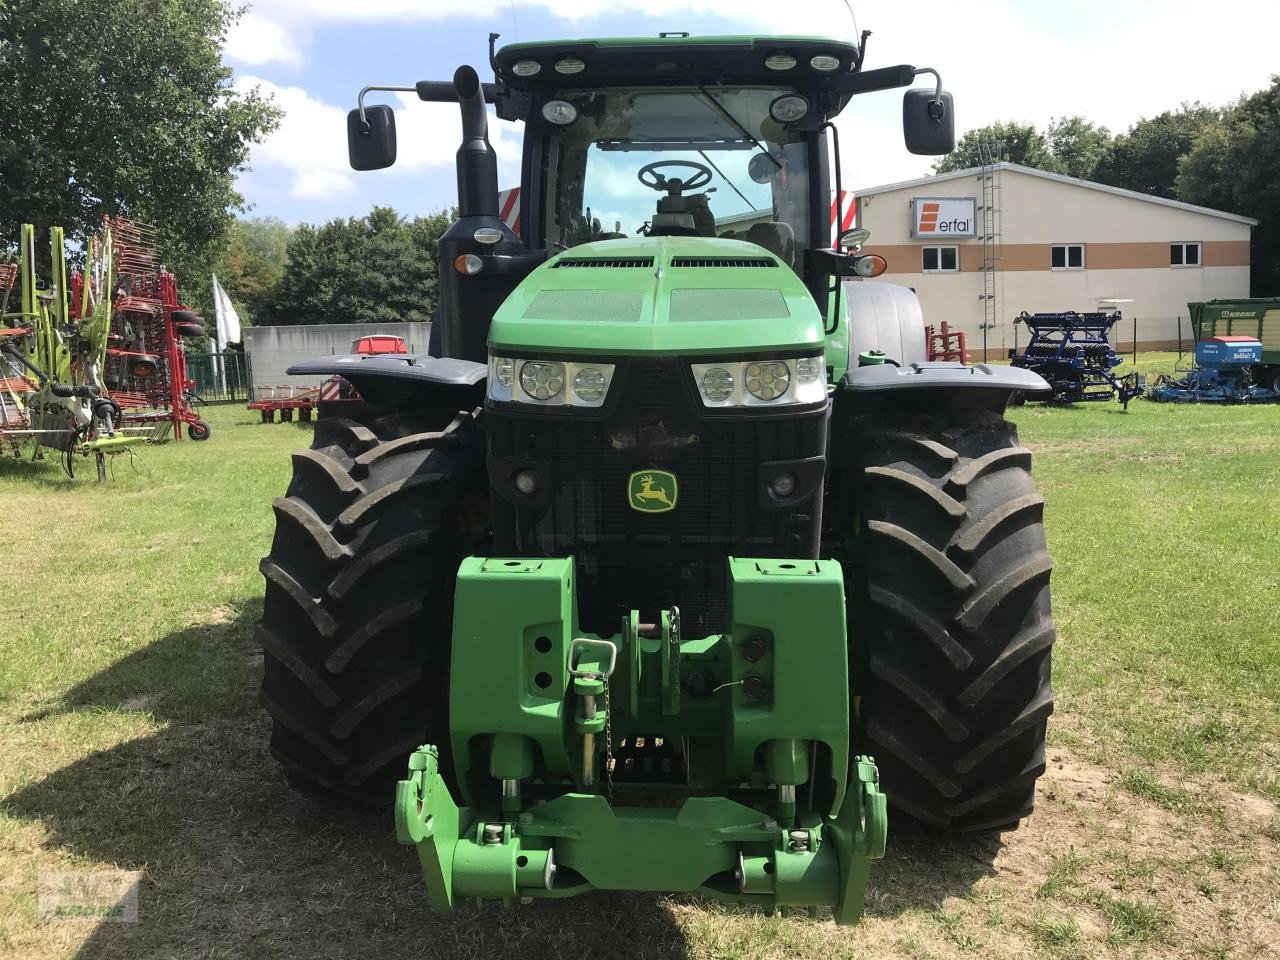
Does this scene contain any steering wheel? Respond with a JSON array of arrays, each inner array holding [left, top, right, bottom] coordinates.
[[637, 160, 714, 194]]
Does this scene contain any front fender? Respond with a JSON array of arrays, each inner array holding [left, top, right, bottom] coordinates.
[[841, 361, 1050, 413], [287, 353, 486, 406]]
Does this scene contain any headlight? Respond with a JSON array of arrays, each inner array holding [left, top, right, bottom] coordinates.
[[488, 356, 615, 407], [572, 367, 608, 403], [519, 361, 565, 401], [701, 367, 734, 403], [691, 357, 827, 408], [744, 361, 790, 401]]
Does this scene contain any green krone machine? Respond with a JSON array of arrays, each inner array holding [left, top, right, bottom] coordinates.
[[2, 223, 147, 481], [259, 33, 1055, 920]]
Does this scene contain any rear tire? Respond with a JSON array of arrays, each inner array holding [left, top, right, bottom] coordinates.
[[851, 410, 1055, 831], [258, 406, 483, 800]]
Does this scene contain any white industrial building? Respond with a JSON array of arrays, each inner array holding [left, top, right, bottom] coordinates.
[[856, 163, 1257, 359], [243, 322, 430, 395]]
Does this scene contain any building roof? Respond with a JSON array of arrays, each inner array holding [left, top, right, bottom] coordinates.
[[854, 162, 1259, 227]]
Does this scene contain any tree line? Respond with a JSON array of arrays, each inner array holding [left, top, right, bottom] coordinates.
[[3, 0, 1275, 332], [934, 77, 1280, 294], [205, 208, 452, 332]]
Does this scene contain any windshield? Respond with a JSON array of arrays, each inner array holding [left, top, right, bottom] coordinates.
[[541, 86, 811, 273]]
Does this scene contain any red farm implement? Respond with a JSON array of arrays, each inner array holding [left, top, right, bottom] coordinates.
[[248, 384, 321, 423], [249, 334, 396, 424], [99, 219, 212, 441], [927, 320, 969, 363], [0, 262, 34, 454]]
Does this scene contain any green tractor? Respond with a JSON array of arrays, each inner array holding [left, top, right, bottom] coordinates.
[[259, 33, 1054, 920]]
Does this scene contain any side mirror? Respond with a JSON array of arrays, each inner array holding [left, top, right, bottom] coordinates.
[[347, 104, 397, 171], [903, 88, 955, 156]]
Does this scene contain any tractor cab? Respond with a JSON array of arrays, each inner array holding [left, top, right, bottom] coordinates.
[[347, 34, 956, 361]]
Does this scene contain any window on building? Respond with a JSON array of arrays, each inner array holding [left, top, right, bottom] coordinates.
[[1051, 244, 1085, 270], [1170, 242, 1201, 267], [922, 245, 959, 273]]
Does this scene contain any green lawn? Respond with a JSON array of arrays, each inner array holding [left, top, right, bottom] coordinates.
[[0, 374, 1276, 959]]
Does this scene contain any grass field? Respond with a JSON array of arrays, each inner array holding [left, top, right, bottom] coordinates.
[[0, 366, 1277, 959]]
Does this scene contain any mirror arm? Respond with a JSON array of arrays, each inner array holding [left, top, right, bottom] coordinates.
[[912, 68, 947, 121], [355, 79, 507, 130], [355, 85, 418, 130]]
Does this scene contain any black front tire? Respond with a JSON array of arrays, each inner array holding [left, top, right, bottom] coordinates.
[[258, 407, 482, 800], [851, 410, 1055, 831], [188, 419, 212, 441]]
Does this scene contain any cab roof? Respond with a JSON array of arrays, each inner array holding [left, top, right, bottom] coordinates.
[[493, 34, 865, 90]]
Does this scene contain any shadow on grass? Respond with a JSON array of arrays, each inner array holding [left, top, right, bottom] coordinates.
[[7, 605, 1002, 959]]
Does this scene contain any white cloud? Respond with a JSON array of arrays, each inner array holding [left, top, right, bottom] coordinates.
[[235, 76, 356, 199], [231, 0, 1280, 212], [224, 13, 304, 68], [234, 76, 525, 203], [392, 91, 523, 183]]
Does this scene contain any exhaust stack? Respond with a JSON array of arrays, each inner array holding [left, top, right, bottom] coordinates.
[[453, 66, 499, 218], [435, 63, 529, 363]]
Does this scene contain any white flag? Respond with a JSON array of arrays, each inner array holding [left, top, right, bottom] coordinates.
[[211, 274, 242, 347]]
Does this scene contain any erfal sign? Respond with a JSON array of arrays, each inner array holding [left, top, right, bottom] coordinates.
[[912, 197, 976, 238]]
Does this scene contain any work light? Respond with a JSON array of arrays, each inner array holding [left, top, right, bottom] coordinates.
[[769, 95, 809, 124], [541, 100, 579, 125]]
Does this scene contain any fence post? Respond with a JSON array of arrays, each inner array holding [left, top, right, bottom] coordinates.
[[1132, 314, 1137, 366]]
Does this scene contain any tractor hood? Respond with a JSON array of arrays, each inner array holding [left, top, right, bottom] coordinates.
[[488, 237, 823, 357]]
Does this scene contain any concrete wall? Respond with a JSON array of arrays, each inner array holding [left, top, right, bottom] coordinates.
[[244, 322, 431, 394], [857, 167, 1253, 359]]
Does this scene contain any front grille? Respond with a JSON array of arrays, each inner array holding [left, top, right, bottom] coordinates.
[[553, 257, 655, 268], [670, 256, 776, 268], [488, 360, 826, 637]]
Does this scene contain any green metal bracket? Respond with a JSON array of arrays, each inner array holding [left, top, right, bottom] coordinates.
[[394, 745, 462, 912], [409, 555, 887, 921]]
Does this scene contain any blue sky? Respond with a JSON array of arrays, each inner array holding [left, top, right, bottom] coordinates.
[[224, 0, 1280, 227]]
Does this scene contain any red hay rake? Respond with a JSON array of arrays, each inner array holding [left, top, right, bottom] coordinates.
[[98, 218, 211, 441]]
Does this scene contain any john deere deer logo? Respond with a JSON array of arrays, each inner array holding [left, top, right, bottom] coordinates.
[[628, 470, 678, 513]]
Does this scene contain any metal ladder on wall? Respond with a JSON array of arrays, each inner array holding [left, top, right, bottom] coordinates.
[[976, 141, 1003, 361]]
